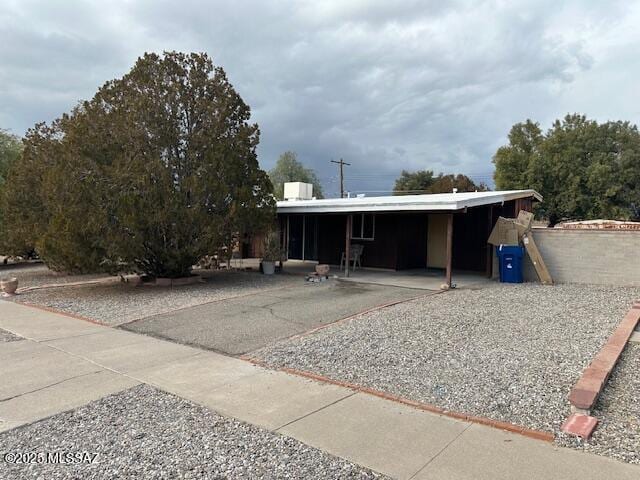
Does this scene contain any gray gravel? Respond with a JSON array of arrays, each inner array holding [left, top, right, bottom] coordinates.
[[0, 264, 108, 288], [557, 343, 640, 464], [9, 270, 300, 326], [253, 283, 640, 435], [0, 384, 384, 479], [0, 328, 22, 342]]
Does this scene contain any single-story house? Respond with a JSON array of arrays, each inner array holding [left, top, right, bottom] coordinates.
[[276, 189, 542, 286]]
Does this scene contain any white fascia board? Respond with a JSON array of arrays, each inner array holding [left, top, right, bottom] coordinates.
[[276, 190, 542, 214]]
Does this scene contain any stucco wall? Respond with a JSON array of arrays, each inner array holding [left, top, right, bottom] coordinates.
[[522, 228, 640, 286], [427, 214, 447, 269]]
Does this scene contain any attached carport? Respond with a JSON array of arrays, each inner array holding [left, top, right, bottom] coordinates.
[[277, 190, 542, 287]]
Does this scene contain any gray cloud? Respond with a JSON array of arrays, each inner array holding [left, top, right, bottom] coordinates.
[[1, 0, 638, 195]]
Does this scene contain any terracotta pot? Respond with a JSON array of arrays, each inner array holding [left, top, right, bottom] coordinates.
[[315, 264, 330, 275], [1, 277, 18, 295]]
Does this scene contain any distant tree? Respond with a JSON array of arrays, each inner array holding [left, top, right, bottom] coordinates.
[[1, 52, 275, 277], [493, 114, 640, 224], [393, 169, 488, 195], [429, 173, 489, 193], [268, 151, 324, 199], [0, 129, 22, 187], [393, 169, 435, 194], [493, 119, 543, 190]]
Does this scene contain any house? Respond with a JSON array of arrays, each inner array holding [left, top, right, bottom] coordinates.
[[276, 186, 542, 286]]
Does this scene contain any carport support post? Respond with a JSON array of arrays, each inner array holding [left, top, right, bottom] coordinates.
[[345, 215, 352, 277], [445, 213, 453, 288]]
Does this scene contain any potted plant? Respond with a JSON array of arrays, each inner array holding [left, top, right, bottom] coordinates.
[[1, 277, 18, 296], [261, 234, 282, 275]]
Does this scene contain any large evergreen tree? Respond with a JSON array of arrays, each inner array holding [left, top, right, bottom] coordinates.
[[1, 52, 275, 276], [0, 129, 22, 187], [493, 114, 640, 224], [0, 129, 23, 252]]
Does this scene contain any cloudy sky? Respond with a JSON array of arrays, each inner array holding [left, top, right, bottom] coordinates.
[[1, 1, 639, 196]]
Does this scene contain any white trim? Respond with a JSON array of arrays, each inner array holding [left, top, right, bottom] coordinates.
[[277, 190, 542, 214]]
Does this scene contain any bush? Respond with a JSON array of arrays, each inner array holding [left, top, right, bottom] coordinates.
[[0, 52, 275, 277]]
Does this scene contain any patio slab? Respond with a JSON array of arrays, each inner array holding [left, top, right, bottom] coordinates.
[[338, 268, 494, 291]]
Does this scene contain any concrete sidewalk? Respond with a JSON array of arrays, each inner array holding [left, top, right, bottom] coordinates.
[[1, 300, 638, 480]]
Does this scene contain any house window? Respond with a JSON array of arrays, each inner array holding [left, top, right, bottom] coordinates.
[[351, 214, 375, 240]]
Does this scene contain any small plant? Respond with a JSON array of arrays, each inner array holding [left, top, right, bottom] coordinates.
[[262, 234, 283, 262]]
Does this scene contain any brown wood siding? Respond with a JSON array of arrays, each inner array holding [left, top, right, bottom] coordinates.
[[452, 207, 491, 272], [317, 215, 346, 265], [351, 214, 398, 269], [396, 214, 428, 269], [315, 213, 426, 270]]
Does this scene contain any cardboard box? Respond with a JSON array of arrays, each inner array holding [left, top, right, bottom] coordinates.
[[487, 217, 520, 246], [517, 210, 534, 228], [515, 210, 534, 237]]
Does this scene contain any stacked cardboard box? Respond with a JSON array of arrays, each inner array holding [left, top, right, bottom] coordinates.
[[488, 211, 552, 285]]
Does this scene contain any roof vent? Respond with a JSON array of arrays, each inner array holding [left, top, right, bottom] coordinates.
[[283, 182, 313, 201]]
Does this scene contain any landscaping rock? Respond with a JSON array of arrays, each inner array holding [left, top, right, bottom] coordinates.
[[0, 384, 386, 479], [253, 283, 640, 444], [557, 343, 640, 464], [8, 269, 300, 326]]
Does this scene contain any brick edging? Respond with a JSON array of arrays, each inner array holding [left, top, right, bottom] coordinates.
[[240, 356, 555, 443], [568, 302, 640, 413]]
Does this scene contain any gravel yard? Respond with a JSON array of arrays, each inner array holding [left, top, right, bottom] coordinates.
[[8, 269, 300, 326], [253, 283, 640, 437], [558, 343, 640, 464], [0, 264, 108, 288], [0, 384, 385, 479]]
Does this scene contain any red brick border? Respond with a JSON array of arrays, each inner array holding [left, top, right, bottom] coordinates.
[[240, 356, 555, 443], [568, 302, 640, 413], [561, 413, 598, 439]]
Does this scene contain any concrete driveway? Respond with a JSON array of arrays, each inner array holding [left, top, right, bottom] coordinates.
[[121, 280, 426, 355]]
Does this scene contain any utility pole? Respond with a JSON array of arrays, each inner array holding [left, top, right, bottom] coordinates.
[[330, 158, 351, 198]]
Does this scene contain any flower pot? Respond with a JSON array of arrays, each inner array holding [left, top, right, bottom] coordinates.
[[315, 264, 330, 275], [262, 261, 276, 275], [1, 277, 18, 295]]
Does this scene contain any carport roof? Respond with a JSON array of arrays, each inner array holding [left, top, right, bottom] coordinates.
[[276, 189, 542, 214]]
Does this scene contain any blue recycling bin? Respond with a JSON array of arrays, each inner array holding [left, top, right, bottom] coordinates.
[[495, 245, 524, 283]]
